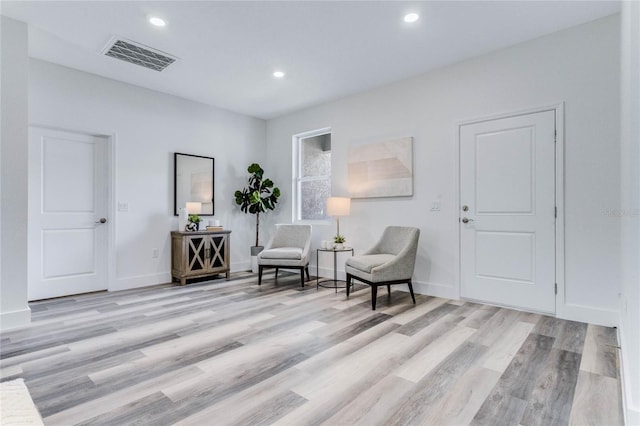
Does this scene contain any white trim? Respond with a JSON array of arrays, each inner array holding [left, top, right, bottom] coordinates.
[[0, 307, 31, 331], [107, 132, 117, 295], [30, 124, 117, 296], [363, 279, 457, 300], [412, 280, 458, 300], [553, 105, 567, 320], [555, 303, 617, 327], [27, 124, 116, 300], [619, 327, 640, 426], [455, 103, 565, 315], [231, 260, 251, 273], [291, 127, 332, 222], [111, 272, 172, 291]]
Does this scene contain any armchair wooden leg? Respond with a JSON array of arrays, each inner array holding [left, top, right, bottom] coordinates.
[[408, 281, 416, 304], [305, 266, 310, 281], [387, 284, 391, 294], [346, 274, 352, 297], [258, 265, 263, 286], [275, 267, 279, 280], [299, 268, 305, 287], [371, 285, 378, 310]]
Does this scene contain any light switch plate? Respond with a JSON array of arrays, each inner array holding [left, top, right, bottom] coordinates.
[[118, 202, 129, 212], [431, 200, 441, 211]]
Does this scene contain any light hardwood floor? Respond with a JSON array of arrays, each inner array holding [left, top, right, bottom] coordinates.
[[0, 272, 624, 425]]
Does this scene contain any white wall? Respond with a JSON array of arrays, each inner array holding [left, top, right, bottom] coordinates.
[[266, 15, 621, 326], [619, 2, 640, 423], [29, 59, 266, 290], [0, 16, 30, 330]]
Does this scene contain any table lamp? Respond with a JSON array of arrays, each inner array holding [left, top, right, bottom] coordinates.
[[326, 197, 351, 238], [185, 202, 202, 215]]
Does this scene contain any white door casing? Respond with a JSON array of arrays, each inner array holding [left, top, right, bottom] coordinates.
[[459, 110, 556, 314], [28, 127, 109, 300]]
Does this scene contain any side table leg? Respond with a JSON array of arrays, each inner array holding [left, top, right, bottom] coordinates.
[[333, 250, 338, 293]]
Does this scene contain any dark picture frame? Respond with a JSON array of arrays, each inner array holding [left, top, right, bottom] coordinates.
[[174, 152, 215, 216]]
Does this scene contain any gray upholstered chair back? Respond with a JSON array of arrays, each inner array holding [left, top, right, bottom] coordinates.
[[268, 224, 312, 250], [368, 226, 420, 257]]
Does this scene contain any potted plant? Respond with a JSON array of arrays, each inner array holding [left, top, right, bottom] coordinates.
[[334, 234, 346, 250], [186, 214, 201, 231], [234, 163, 281, 272]]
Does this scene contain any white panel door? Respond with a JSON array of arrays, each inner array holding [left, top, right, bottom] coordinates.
[[460, 110, 556, 313], [28, 127, 108, 300]]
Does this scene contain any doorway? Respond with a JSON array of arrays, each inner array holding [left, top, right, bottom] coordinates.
[[28, 127, 111, 300], [459, 109, 558, 314]]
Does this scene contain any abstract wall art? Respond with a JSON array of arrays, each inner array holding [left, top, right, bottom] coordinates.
[[348, 137, 413, 198]]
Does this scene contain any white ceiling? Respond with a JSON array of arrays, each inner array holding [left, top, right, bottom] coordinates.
[[1, 1, 620, 119]]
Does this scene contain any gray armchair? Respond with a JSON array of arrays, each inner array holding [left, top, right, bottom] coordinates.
[[345, 226, 420, 310], [258, 224, 312, 288]]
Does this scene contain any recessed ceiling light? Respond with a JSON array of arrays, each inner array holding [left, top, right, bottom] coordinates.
[[149, 17, 166, 27], [404, 13, 420, 23], [273, 71, 285, 78]]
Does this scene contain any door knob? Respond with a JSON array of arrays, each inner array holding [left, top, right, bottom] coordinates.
[[462, 217, 474, 224], [462, 205, 469, 212], [95, 218, 107, 224]]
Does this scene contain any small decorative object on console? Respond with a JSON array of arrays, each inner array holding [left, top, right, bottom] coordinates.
[[187, 214, 201, 231]]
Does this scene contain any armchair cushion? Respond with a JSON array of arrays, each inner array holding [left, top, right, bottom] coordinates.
[[259, 247, 303, 260], [346, 254, 395, 273]]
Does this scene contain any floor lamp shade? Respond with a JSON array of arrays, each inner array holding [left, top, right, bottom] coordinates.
[[326, 197, 351, 217]]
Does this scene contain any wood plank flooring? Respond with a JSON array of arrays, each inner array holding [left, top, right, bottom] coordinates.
[[0, 272, 624, 425]]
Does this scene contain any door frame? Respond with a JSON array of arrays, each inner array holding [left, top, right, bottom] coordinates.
[[454, 103, 565, 315], [28, 124, 116, 298]]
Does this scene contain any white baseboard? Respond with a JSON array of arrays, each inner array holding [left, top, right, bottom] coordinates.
[[626, 407, 640, 426], [0, 307, 31, 331], [412, 280, 458, 299], [314, 266, 345, 280], [231, 261, 251, 273], [110, 272, 172, 291], [618, 326, 640, 426], [312, 266, 459, 301], [557, 303, 619, 327]]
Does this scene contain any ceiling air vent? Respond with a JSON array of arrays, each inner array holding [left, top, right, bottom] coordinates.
[[102, 37, 176, 72]]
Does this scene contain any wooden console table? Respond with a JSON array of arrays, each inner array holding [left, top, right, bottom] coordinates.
[[171, 230, 231, 285]]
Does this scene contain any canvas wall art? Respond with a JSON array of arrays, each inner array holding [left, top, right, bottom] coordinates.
[[348, 137, 413, 198]]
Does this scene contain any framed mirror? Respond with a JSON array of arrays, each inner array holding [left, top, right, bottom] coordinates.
[[174, 153, 214, 216]]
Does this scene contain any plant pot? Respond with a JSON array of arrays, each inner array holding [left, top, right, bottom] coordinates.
[[334, 243, 344, 250], [250, 246, 264, 273]]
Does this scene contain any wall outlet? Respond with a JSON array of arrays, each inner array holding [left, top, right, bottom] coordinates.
[[431, 200, 441, 211], [118, 202, 129, 212], [152, 248, 159, 258]]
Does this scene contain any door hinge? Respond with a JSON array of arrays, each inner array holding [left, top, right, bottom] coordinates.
[[554, 130, 557, 143], [555, 283, 558, 295], [555, 206, 557, 218]]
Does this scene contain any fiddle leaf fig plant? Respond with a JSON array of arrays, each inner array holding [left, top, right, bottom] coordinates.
[[234, 163, 281, 246]]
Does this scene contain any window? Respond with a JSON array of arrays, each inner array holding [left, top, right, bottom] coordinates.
[[294, 129, 331, 221]]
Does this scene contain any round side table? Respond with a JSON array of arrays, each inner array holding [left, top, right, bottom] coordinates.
[[316, 247, 354, 292]]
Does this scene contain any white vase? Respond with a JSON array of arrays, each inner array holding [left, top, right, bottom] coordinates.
[[334, 243, 344, 250], [178, 208, 189, 231]]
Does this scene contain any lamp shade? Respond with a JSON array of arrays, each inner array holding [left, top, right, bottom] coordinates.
[[185, 202, 202, 215], [326, 197, 351, 216]]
